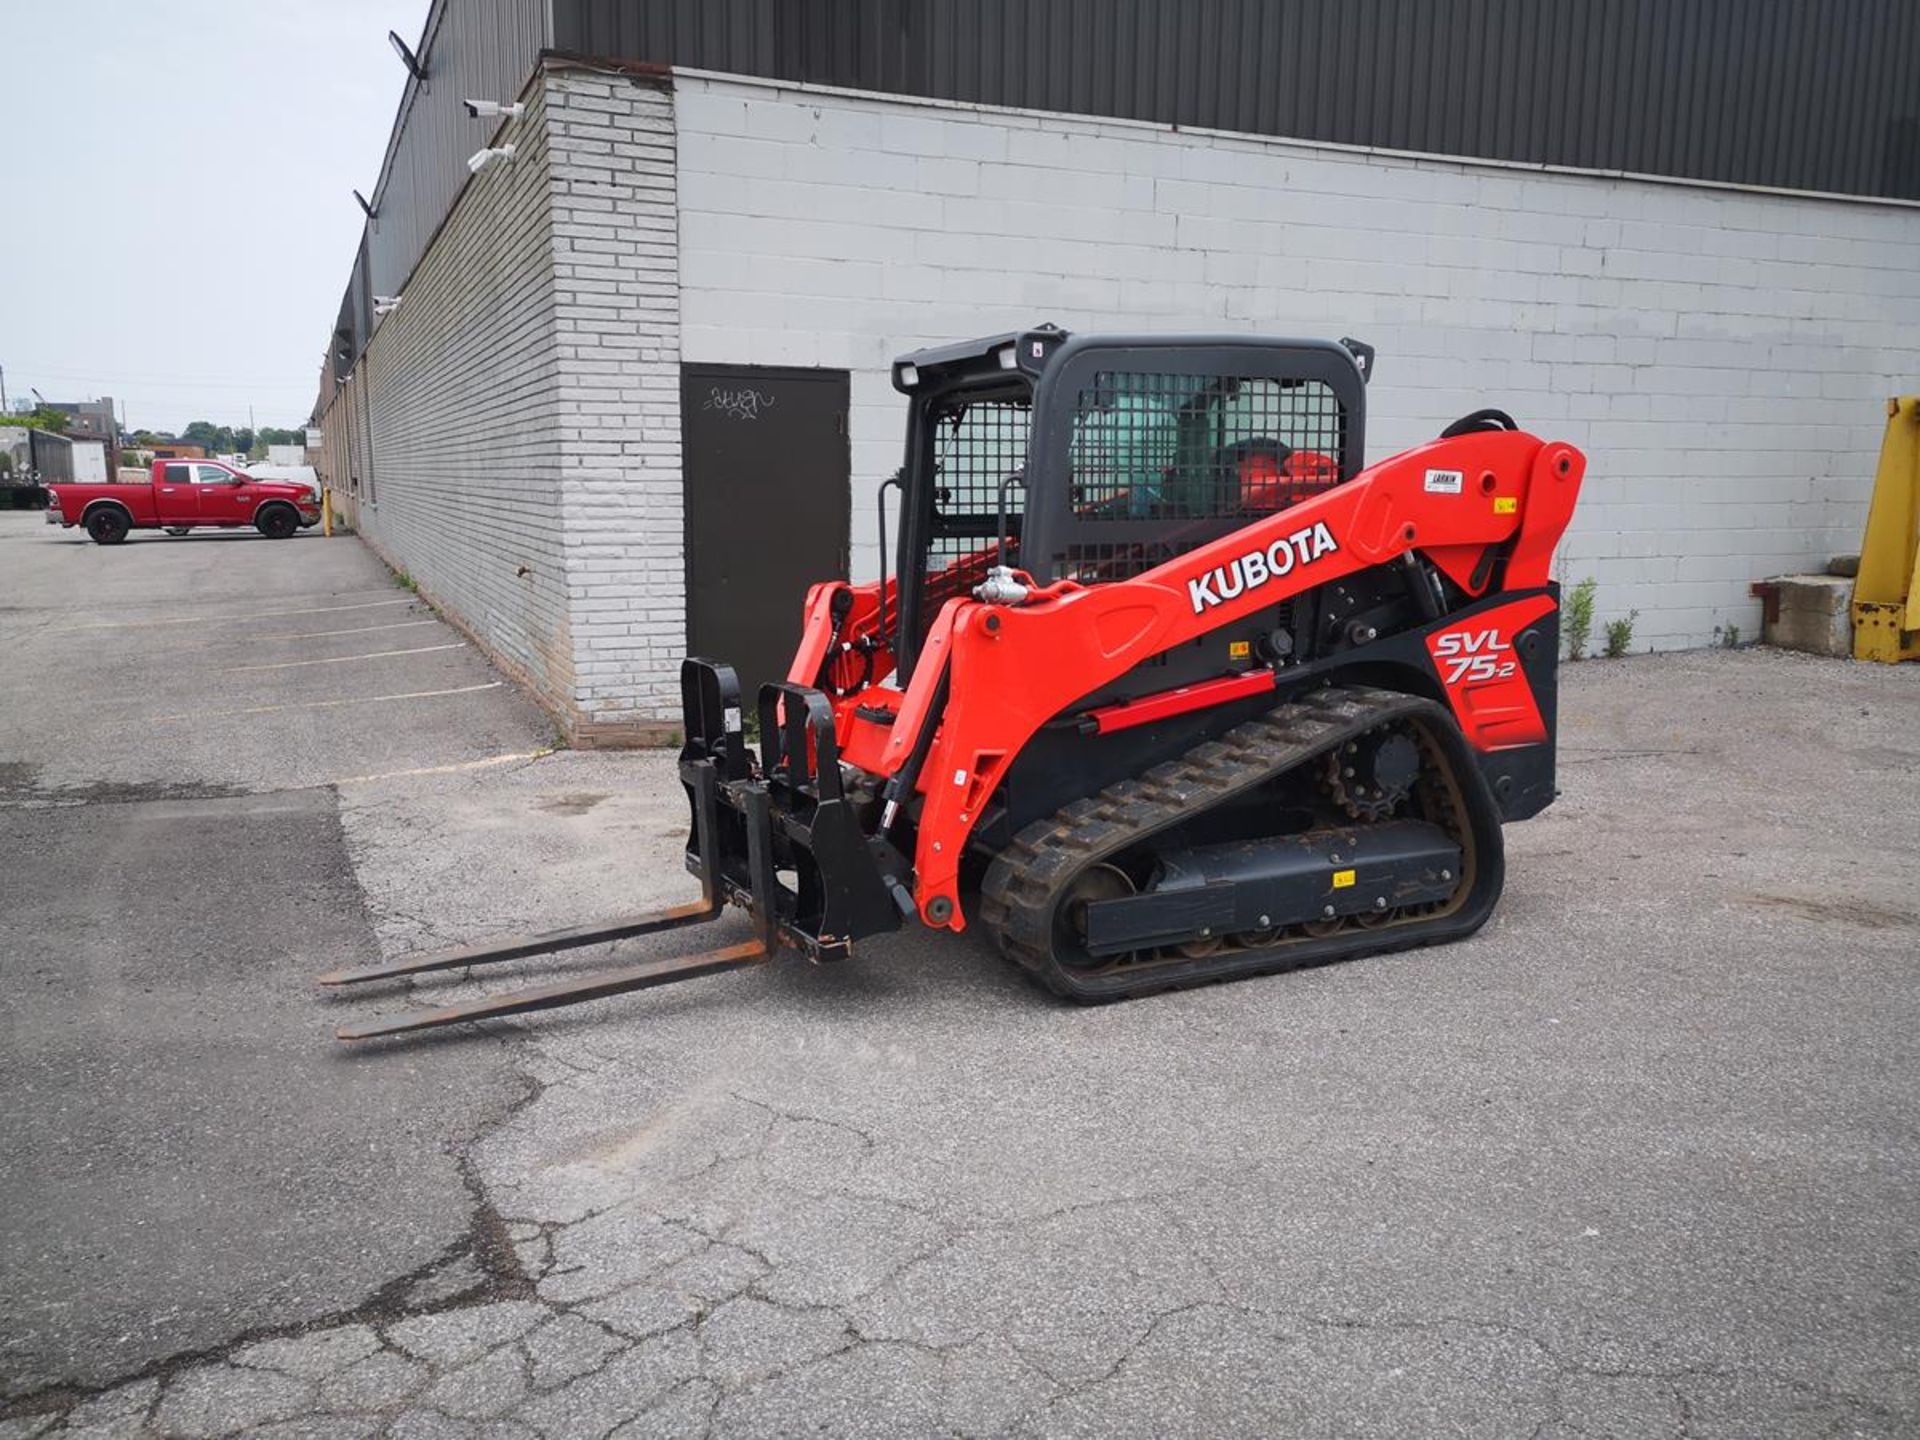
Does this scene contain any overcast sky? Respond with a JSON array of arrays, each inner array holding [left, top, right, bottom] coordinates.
[[3, 0, 429, 434]]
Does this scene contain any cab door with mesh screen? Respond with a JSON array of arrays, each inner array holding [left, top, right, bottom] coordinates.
[[925, 395, 1029, 575], [894, 387, 1032, 679]]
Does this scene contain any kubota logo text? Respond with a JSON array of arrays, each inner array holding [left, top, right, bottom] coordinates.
[[1434, 628, 1518, 685], [1187, 521, 1339, 612]]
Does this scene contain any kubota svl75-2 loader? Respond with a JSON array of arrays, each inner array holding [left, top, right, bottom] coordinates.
[[324, 327, 1585, 1038]]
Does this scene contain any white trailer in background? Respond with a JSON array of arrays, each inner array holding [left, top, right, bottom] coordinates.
[[0, 426, 71, 509], [1, 429, 105, 494], [69, 439, 108, 483]]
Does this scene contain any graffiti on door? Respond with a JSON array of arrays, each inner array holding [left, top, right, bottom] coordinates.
[[702, 387, 778, 422]]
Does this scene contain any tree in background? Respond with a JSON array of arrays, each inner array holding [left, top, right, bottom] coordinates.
[[3, 406, 69, 433], [181, 420, 230, 452], [178, 420, 303, 457]]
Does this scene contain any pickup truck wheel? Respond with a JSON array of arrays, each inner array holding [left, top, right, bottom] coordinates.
[[85, 508, 131, 545], [163, 526, 191, 536], [255, 504, 299, 540]]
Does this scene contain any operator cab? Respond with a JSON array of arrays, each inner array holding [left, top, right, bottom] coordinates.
[[886, 326, 1375, 683]]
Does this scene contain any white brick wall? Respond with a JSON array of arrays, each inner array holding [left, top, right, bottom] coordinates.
[[318, 69, 685, 732], [545, 72, 683, 729], [675, 74, 1920, 650], [331, 78, 574, 715]]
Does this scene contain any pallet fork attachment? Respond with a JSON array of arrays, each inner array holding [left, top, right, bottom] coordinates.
[[316, 901, 722, 990], [321, 660, 900, 1041], [331, 940, 771, 1041]]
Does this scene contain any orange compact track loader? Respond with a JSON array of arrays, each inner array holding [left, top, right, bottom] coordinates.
[[323, 327, 1585, 1038]]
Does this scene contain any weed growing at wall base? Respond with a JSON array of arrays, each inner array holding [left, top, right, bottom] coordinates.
[[1604, 610, 1639, 658], [1565, 577, 1597, 660]]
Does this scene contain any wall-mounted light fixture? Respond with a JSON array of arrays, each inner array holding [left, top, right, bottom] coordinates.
[[388, 29, 425, 82]]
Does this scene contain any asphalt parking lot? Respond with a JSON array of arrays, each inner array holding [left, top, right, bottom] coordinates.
[[3, 508, 1918, 1438]]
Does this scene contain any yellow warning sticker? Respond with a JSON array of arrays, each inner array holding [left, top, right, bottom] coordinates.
[[1494, 496, 1518, 515], [1332, 868, 1356, 889], [1228, 640, 1251, 658]]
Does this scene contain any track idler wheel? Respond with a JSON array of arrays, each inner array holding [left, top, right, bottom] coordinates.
[[1324, 727, 1420, 821], [1053, 863, 1136, 968]]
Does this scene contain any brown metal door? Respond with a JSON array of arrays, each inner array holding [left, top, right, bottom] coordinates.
[[682, 365, 850, 704]]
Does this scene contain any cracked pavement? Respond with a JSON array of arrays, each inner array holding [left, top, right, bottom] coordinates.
[[3, 512, 1919, 1436]]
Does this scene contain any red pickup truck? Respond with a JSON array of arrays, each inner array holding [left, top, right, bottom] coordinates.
[[46, 460, 321, 545]]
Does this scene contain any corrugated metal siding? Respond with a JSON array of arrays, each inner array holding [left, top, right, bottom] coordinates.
[[331, 0, 552, 379], [367, 0, 551, 298], [555, 0, 1920, 201]]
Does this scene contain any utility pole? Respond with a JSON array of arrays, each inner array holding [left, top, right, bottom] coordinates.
[[0, 363, 8, 412]]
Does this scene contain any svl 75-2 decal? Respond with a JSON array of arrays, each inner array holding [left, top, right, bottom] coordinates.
[[1424, 595, 1557, 749], [1432, 627, 1518, 685]]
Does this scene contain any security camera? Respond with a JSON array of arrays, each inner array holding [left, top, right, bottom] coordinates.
[[373, 295, 403, 316], [466, 143, 516, 174], [463, 99, 524, 119]]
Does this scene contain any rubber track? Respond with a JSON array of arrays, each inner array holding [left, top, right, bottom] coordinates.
[[978, 685, 1469, 1001]]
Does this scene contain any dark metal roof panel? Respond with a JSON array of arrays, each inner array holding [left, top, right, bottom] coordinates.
[[325, 0, 551, 383], [553, 0, 1920, 200], [364, 0, 551, 299]]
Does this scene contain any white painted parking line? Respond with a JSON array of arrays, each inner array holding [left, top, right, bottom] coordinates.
[[150, 682, 503, 723], [220, 642, 466, 673], [329, 749, 555, 786], [173, 619, 444, 653], [59, 597, 418, 632], [240, 619, 443, 643]]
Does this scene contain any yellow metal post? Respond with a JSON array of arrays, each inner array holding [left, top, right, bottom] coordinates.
[[322, 489, 334, 538], [1851, 396, 1920, 663]]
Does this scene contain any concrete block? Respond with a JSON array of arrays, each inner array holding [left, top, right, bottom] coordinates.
[[1757, 575, 1854, 658]]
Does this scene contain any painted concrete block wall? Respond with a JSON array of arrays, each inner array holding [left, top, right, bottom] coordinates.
[[320, 68, 685, 733], [346, 80, 573, 715], [545, 72, 684, 733], [674, 75, 1920, 651]]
